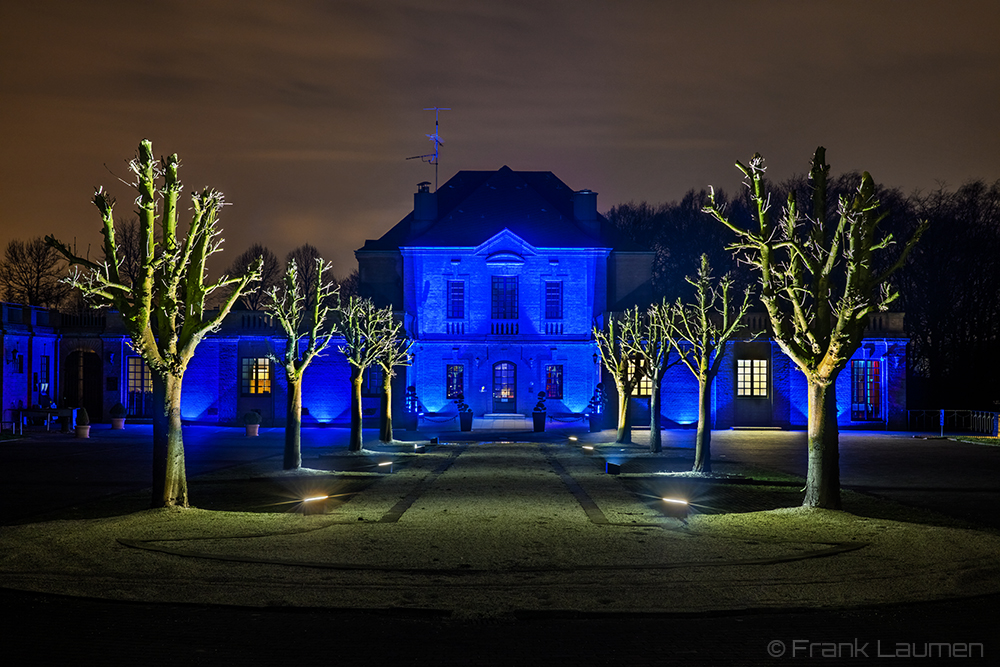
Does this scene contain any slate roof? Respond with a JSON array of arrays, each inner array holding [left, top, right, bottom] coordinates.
[[358, 166, 643, 252]]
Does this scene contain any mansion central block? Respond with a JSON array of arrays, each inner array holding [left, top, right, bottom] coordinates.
[[355, 166, 907, 430]]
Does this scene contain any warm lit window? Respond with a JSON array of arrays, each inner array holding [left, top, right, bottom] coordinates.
[[447, 281, 464, 319], [241, 357, 271, 395], [628, 355, 651, 397], [491, 276, 518, 319], [545, 364, 563, 399], [545, 281, 563, 320], [737, 359, 768, 397], [446, 364, 464, 399], [851, 359, 882, 421]]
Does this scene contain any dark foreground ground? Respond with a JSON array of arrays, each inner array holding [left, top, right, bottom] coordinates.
[[3, 424, 998, 665]]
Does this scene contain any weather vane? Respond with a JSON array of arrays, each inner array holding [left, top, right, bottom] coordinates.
[[407, 107, 450, 191]]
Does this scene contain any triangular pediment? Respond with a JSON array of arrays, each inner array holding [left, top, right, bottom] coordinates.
[[474, 228, 538, 263]]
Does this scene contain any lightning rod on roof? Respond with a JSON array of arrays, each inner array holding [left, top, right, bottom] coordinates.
[[406, 107, 450, 191]]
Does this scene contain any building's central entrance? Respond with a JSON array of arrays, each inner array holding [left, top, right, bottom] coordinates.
[[492, 361, 516, 413]]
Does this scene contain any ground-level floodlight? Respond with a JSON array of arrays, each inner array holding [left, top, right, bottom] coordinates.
[[300, 494, 329, 515], [605, 461, 621, 475], [378, 461, 394, 473], [581, 444, 595, 456], [414, 443, 426, 453], [662, 497, 690, 523]]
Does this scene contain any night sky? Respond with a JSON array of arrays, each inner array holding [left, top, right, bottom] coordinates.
[[3, 0, 999, 278]]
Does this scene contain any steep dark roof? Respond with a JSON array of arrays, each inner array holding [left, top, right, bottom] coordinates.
[[359, 166, 641, 252]]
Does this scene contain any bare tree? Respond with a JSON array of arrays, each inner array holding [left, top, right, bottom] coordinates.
[[594, 307, 647, 444], [47, 139, 260, 508], [286, 244, 322, 309], [661, 255, 752, 471], [377, 322, 412, 443], [620, 304, 680, 453], [704, 147, 927, 508], [338, 296, 396, 452], [338, 268, 360, 299], [264, 258, 339, 469], [228, 244, 280, 311], [0, 237, 72, 307], [100, 217, 144, 289]]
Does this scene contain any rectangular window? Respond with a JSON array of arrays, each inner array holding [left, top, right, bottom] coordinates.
[[628, 356, 651, 397], [447, 281, 465, 319], [361, 365, 384, 396], [545, 364, 563, 399], [491, 276, 518, 320], [241, 357, 271, 395], [545, 281, 563, 320], [736, 359, 768, 397], [127, 356, 153, 417], [851, 359, 882, 421], [446, 364, 464, 399], [39, 355, 51, 400]]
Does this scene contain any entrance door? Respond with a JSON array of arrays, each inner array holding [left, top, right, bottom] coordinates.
[[63, 350, 103, 420], [492, 362, 516, 413]]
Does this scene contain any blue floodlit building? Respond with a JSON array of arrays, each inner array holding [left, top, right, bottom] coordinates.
[[2, 166, 907, 431], [356, 167, 908, 430]]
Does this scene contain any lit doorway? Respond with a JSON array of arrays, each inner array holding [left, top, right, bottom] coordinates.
[[492, 361, 516, 413]]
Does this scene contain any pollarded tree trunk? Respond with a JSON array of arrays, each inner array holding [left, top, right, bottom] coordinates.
[[804, 380, 841, 508], [692, 375, 713, 473], [615, 384, 633, 444], [649, 380, 663, 453], [379, 371, 393, 443], [284, 374, 303, 470], [349, 367, 364, 452], [151, 372, 188, 508]]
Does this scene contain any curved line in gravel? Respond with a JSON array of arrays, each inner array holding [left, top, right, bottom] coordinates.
[[116, 537, 868, 573]]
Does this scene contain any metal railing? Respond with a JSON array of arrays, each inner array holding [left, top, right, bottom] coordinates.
[[907, 410, 999, 436]]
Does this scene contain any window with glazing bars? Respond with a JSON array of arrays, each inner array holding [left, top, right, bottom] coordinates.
[[362, 365, 384, 397], [851, 359, 882, 420], [545, 364, 563, 399], [545, 281, 563, 320], [491, 276, 518, 319], [736, 359, 768, 397], [241, 357, 271, 395], [628, 355, 651, 397], [447, 281, 464, 319], [446, 364, 464, 399]]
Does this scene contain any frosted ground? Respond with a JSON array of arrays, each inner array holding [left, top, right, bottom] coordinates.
[[2, 442, 999, 619]]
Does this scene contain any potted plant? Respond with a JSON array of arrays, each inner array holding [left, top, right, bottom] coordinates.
[[75, 407, 90, 439], [587, 383, 608, 433], [243, 410, 262, 436], [532, 391, 547, 432], [456, 396, 473, 432], [109, 403, 127, 430]]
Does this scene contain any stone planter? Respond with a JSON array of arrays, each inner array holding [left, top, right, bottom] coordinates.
[[532, 411, 546, 432], [75, 425, 90, 439], [111, 418, 125, 430], [245, 424, 259, 437], [459, 411, 473, 431]]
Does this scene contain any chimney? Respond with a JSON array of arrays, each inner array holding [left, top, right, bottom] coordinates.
[[411, 181, 437, 236], [573, 189, 599, 236]]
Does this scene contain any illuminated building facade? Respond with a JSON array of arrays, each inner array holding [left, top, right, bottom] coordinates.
[[1, 167, 907, 431]]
